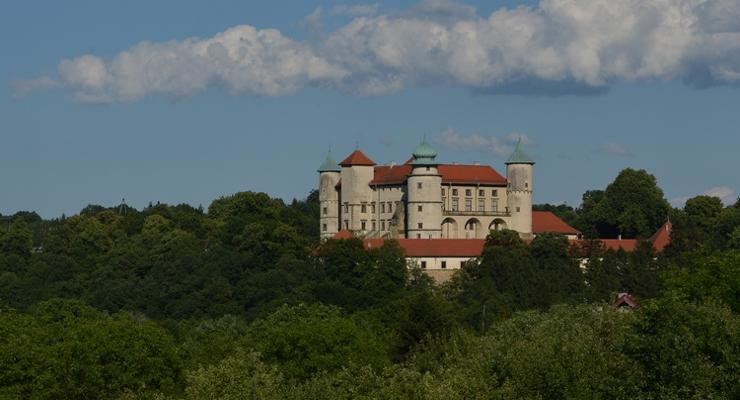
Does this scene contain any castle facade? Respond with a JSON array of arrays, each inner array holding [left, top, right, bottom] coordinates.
[[318, 139, 535, 240]]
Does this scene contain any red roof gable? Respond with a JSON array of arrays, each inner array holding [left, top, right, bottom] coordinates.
[[532, 211, 580, 235], [339, 150, 376, 166], [370, 164, 507, 186], [650, 221, 672, 252]]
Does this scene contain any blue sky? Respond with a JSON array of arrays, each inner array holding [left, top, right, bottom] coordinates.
[[2, 0, 739, 218]]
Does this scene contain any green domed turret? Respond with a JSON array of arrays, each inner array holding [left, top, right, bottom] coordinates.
[[505, 138, 535, 165], [411, 139, 438, 166], [318, 151, 340, 172]]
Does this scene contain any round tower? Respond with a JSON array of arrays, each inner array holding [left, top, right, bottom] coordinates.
[[505, 138, 535, 237], [406, 140, 443, 239], [318, 151, 341, 239]]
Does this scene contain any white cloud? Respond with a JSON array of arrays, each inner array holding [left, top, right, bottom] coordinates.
[[435, 128, 530, 157], [330, 4, 379, 17], [11, 76, 60, 98], [15, 0, 740, 102], [599, 142, 632, 156], [671, 185, 736, 207]]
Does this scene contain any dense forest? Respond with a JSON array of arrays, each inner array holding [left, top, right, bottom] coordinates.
[[1, 168, 739, 399]]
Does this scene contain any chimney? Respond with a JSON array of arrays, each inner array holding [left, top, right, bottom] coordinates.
[[618, 234, 622, 241]]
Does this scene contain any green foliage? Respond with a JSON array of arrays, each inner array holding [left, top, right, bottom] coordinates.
[[0, 299, 182, 400], [244, 303, 391, 380], [577, 169, 670, 238], [662, 250, 740, 312]]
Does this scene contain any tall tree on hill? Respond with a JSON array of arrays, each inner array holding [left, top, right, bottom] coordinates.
[[579, 169, 670, 239]]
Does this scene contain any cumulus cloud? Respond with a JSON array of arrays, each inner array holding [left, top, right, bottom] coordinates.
[[671, 185, 736, 206], [435, 128, 530, 157], [599, 142, 632, 156], [14, 0, 740, 103]]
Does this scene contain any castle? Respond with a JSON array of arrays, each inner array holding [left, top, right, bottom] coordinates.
[[318, 139, 535, 240]]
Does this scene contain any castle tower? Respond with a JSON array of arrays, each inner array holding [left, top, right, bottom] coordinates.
[[339, 149, 376, 234], [505, 138, 535, 237], [318, 151, 341, 239], [406, 140, 443, 239]]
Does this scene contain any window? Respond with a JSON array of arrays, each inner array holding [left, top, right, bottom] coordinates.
[[371, 203, 376, 213], [417, 234, 422, 239], [441, 261, 447, 269], [441, 188, 446, 196], [465, 198, 472, 212], [452, 188, 458, 196], [418, 223, 423, 229], [525, 182, 529, 188], [381, 203, 386, 213], [417, 182, 423, 189], [421, 261, 427, 269], [361, 220, 367, 230], [492, 199, 499, 212], [344, 220, 349, 230], [465, 189, 472, 196], [516, 207, 521, 212], [372, 221, 376, 231], [492, 190, 498, 197], [479, 189, 485, 197], [343, 203, 349, 213], [388, 202, 393, 213], [361, 203, 367, 213], [322, 207, 327, 215], [478, 199, 485, 212], [381, 221, 386, 230], [452, 198, 459, 211], [322, 224, 327, 231], [417, 205, 423, 212], [442, 198, 446, 211], [426, 166, 430, 171]]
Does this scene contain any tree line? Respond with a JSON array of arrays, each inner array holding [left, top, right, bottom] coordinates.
[[1, 168, 739, 399]]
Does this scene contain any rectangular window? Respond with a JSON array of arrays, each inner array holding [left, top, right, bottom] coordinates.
[[421, 261, 427, 269], [388, 202, 393, 213], [381, 203, 386, 213], [516, 207, 521, 212], [417, 182, 423, 189], [465, 189, 472, 196], [322, 224, 327, 231], [371, 203, 376, 213], [441, 188, 446, 196], [322, 207, 327, 215], [442, 197, 446, 211], [372, 221, 376, 231], [417, 205, 423, 212], [492, 190, 498, 197], [478, 199, 485, 212], [344, 220, 349, 230], [441, 261, 447, 269], [361, 220, 367, 230], [417, 234, 422, 239], [452, 198, 459, 211], [465, 198, 472, 212], [452, 188, 458, 196], [381, 221, 386, 230], [418, 223, 423, 229], [361, 203, 367, 213], [492, 199, 499, 212], [479, 189, 485, 197], [525, 182, 529, 188]]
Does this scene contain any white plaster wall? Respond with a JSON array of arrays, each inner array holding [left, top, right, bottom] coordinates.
[[319, 171, 341, 239], [340, 165, 374, 233], [407, 166, 443, 238]]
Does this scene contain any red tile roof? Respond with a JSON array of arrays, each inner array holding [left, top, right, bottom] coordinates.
[[364, 238, 486, 257], [339, 150, 376, 166], [532, 211, 580, 235], [613, 293, 640, 309], [369, 164, 507, 186], [650, 221, 673, 252], [437, 164, 507, 185]]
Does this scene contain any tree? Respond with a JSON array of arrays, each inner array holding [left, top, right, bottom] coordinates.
[[245, 303, 391, 380], [579, 169, 670, 239]]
